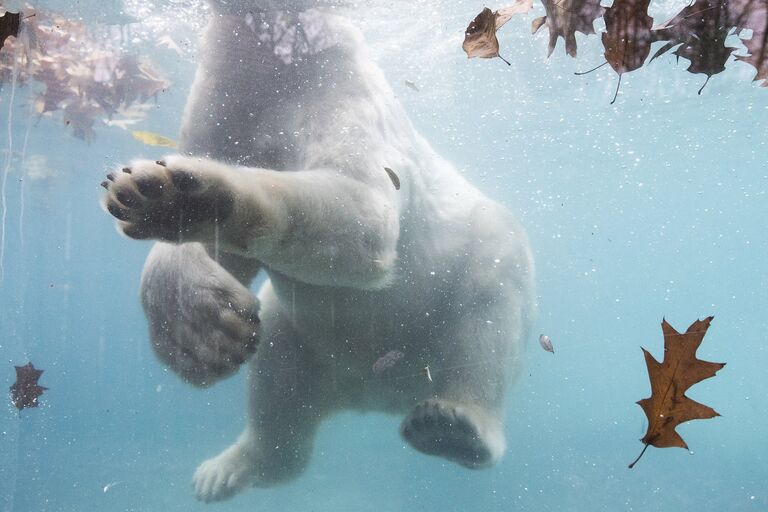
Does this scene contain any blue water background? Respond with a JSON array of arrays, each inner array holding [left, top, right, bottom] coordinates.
[[0, 1, 766, 510]]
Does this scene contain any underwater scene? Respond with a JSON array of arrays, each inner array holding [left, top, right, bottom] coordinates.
[[0, 0, 766, 510]]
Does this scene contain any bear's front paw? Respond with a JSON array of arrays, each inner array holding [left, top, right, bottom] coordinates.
[[101, 156, 234, 242]]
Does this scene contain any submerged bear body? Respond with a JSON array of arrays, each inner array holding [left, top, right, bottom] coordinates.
[[103, 4, 534, 502]]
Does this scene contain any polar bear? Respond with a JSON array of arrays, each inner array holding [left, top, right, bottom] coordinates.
[[101, 0, 534, 502]]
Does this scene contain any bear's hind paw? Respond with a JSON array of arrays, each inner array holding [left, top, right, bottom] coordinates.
[[193, 442, 257, 503], [400, 398, 505, 469]]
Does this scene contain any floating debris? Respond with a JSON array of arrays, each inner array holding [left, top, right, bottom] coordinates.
[[539, 334, 554, 353], [404, 79, 420, 91], [0, 11, 20, 51], [0, 8, 170, 142], [422, 365, 433, 383], [131, 130, 177, 148], [9, 362, 47, 411], [372, 350, 404, 375], [383, 167, 400, 190], [102, 481, 121, 493]]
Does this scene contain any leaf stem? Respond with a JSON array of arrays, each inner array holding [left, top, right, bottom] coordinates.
[[628, 442, 650, 468], [698, 75, 711, 95], [574, 61, 608, 75], [610, 74, 622, 104]]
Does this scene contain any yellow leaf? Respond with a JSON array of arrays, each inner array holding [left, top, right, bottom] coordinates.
[[131, 131, 177, 148]]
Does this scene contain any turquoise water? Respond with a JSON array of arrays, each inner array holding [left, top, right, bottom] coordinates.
[[1, 1, 766, 511]]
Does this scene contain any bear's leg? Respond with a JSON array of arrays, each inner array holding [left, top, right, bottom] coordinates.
[[141, 242, 262, 386], [193, 282, 329, 502], [401, 291, 528, 469], [101, 155, 398, 289]]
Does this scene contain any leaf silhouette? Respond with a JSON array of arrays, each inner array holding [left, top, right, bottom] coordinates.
[[10, 362, 48, 412], [602, 0, 655, 101], [532, 0, 605, 57], [463, 1, 534, 65], [652, 0, 739, 92], [731, 0, 768, 85], [650, 0, 767, 89], [629, 317, 725, 469], [0, 11, 20, 51]]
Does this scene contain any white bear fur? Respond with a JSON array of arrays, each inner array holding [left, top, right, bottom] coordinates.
[[103, 3, 534, 502]]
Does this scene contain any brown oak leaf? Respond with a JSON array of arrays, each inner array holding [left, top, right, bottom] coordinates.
[[731, 0, 768, 85], [652, 0, 768, 89], [0, 11, 20, 51], [532, 0, 605, 57], [10, 362, 48, 412], [602, 0, 654, 74], [463, 1, 534, 65], [652, 0, 744, 92], [601, 0, 654, 101], [629, 317, 725, 468]]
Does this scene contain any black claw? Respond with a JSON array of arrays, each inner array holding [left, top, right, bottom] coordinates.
[[100, 181, 109, 189], [122, 167, 132, 174], [106, 172, 116, 182], [155, 160, 167, 167]]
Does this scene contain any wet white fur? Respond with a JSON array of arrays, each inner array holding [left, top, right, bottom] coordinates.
[[121, 4, 534, 502]]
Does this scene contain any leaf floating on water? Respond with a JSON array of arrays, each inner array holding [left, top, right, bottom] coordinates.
[[651, 0, 739, 93], [601, 0, 655, 102], [532, 0, 605, 57], [372, 350, 405, 375], [9, 362, 48, 412], [539, 334, 554, 353], [731, 0, 768, 86], [0, 11, 20, 51], [463, 1, 534, 64], [384, 167, 401, 190], [132, 130, 177, 148], [629, 317, 725, 468]]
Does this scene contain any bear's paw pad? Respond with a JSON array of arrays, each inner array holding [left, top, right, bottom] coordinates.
[[400, 399, 496, 469], [101, 157, 233, 241]]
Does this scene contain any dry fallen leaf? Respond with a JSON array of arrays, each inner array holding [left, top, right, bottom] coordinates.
[[602, 0, 655, 102], [0, 11, 20, 51], [532, 0, 605, 57], [652, 0, 740, 93], [629, 317, 725, 468], [132, 130, 177, 147], [731, 0, 768, 85], [10, 362, 48, 412], [463, 1, 534, 64]]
